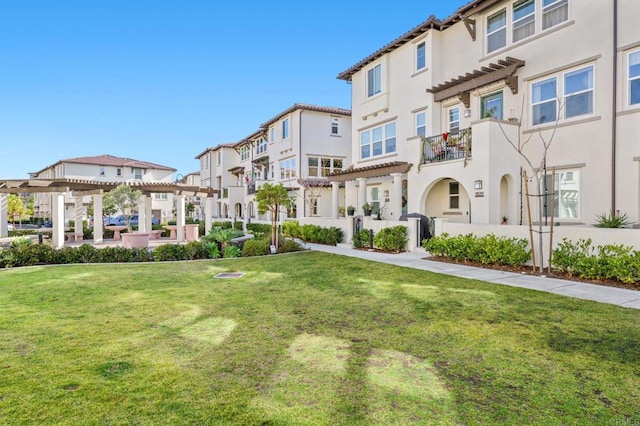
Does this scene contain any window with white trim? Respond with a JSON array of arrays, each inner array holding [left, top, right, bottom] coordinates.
[[308, 157, 343, 177], [416, 42, 426, 71], [331, 117, 339, 135], [448, 108, 460, 132], [629, 50, 640, 106], [416, 112, 426, 137], [531, 64, 594, 125], [116, 168, 122, 177], [544, 169, 580, 219], [542, 0, 568, 30], [367, 64, 381, 97], [282, 118, 289, 139], [370, 187, 380, 215], [487, 9, 507, 53], [269, 127, 275, 143], [269, 162, 274, 180], [240, 145, 250, 161], [133, 168, 143, 180], [449, 182, 460, 209], [99, 167, 105, 176], [279, 157, 296, 180], [513, 0, 535, 42], [360, 122, 396, 159], [256, 138, 267, 155], [217, 152, 221, 165]]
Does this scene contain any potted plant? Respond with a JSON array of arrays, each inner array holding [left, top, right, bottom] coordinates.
[[501, 216, 508, 225], [362, 203, 372, 216], [347, 205, 356, 216]]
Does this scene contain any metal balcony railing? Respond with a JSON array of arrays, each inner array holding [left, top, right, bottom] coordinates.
[[422, 128, 472, 165], [247, 182, 256, 195]]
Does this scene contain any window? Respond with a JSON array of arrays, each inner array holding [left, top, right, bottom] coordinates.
[[487, 9, 507, 53], [532, 77, 557, 125], [449, 182, 460, 209], [544, 169, 580, 219], [331, 117, 339, 135], [217, 152, 221, 165], [116, 168, 122, 177], [282, 118, 289, 139], [308, 157, 343, 177], [133, 168, 143, 180], [367, 64, 381, 97], [448, 108, 460, 132], [416, 42, 426, 70], [360, 122, 396, 159], [269, 127, 275, 143], [513, 0, 535, 42], [241, 145, 250, 161], [256, 138, 268, 155], [371, 187, 380, 215], [99, 167, 105, 176], [269, 162, 274, 180], [629, 50, 640, 106], [416, 112, 426, 137], [564, 66, 593, 118], [481, 92, 503, 119], [153, 193, 168, 200], [279, 157, 296, 180], [542, 0, 568, 30]]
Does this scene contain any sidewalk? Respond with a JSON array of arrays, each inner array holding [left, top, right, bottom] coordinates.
[[305, 243, 640, 310]]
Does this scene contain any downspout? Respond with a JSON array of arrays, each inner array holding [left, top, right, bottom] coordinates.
[[611, 0, 618, 212]]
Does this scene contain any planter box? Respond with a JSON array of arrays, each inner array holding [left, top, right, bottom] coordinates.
[[121, 232, 150, 249], [184, 224, 199, 242]]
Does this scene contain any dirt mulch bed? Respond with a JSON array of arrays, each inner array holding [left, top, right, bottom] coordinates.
[[424, 255, 640, 292]]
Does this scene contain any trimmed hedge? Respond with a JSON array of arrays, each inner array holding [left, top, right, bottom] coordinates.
[[373, 226, 408, 253], [424, 233, 530, 267], [352, 229, 371, 249]]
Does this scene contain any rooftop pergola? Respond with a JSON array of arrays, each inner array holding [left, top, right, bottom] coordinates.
[[0, 178, 217, 248]]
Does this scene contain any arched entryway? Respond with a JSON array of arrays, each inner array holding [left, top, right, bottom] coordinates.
[[234, 203, 243, 218], [500, 174, 514, 224], [423, 178, 470, 223], [247, 201, 255, 219]]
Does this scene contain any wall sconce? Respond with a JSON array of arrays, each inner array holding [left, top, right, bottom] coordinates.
[[474, 180, 483, 190], [464, 109, 472, 118], [383, 190, 389, 198]]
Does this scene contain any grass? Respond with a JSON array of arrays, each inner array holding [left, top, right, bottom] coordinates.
[[1, 251, 639, 425]]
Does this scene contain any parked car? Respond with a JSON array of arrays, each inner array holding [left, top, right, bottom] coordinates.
[[105, 215, 159, 226]]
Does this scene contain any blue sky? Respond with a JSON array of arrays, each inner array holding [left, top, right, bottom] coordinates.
[[0, 1, 463, 179]]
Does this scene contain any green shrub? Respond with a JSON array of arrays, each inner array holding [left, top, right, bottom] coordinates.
[[242, 239, 271, 257], [233, 221, 243, 231], [279, 239, 304, 253], [98, 246, 137, 263], [76, 244, 99, 263], [153, 244, 188, 262], [374, 226, 408, 253], [424, 233, 531, 267], [299, 224, 343, 246], [184, 241, 208, 260], [223, 246, 242, 258], [213, 221, 233, 229], [281, 221, 302, 238], [205, 242, 220, 259], [8, 230, 39, 237], [594, 210, 632, 228], [352, 229, 372, 249], [246, 223, 272, 235]]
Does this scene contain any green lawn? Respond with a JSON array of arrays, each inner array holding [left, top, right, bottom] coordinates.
[[1, 251, 639, 425]]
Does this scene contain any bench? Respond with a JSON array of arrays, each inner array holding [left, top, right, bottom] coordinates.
[[149, 230, 164, 240], [65, 233, 83, 242]]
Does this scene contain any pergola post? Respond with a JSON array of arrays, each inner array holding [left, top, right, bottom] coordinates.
[[357, 178, 367, 215], [52, 193, 65, 249], [392, 173, 403, 219], [204, 196, 213, 234], [137, 195, 147, 233], [0, 194, 7, 238], [93, 192, 104, 244], [176, 194, 186, 242], [145, 196, 153, 232], [331, 182, 340, 219], [74, 194, 84, 239]]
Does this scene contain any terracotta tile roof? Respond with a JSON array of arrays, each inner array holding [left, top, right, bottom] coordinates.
[[259, 103, 351, 129], [194, 142, 242, 159], [34, 154, 175, 175], [337, 0, 495, 81]]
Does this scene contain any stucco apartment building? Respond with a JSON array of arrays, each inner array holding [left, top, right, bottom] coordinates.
[[31, 155, 176, 223], [197, 104, 352, 221], [328, 0, 640, 228]]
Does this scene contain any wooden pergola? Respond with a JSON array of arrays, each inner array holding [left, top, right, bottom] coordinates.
[[0, 178, 217, 248]]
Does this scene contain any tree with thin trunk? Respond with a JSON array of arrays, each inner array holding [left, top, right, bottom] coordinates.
[[7, 194, 26, 227], [255, 183, 290, 248], [498, 97, 565, 272], [104, 184, 142, 233]]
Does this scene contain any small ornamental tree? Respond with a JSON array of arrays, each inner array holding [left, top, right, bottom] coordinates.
[[255, 183, 290, 248], [104, 184, 142, 232], [7, 194, 26, 226]]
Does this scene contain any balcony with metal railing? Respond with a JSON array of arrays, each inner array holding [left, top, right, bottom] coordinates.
[[422, 128, 472, 165]]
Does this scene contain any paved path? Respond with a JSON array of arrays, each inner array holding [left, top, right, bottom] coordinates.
[[306, 243, 640, 310]]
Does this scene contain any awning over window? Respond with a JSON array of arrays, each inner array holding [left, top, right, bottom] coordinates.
[[427, 57, 525, 107], [328, 161, 412, 183]]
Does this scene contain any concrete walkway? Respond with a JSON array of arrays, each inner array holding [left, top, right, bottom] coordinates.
[[306, 243, 640, 310]]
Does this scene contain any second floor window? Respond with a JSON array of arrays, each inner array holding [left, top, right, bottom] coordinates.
[[629, 50, 640, 106], [308, 157, 343, 177], [133, 168, 143, 180], [282, 118, 289, 139], [416, 112, 426, 137], [116, 168, 122, 176], [416, 42, 426, 71], [331, 117, 339, 135], [531, 65, 593, 125], [367, 64, 382, 97], [487, 9, 507, 53], [241, 145, 250, 161], [280, 157, 296, 180], [360, 122, 396, 159], [256, 138, 267, 155], [532, 77, 557, 125], [564, 66, 593, 118], [448, 108, 460, 132]]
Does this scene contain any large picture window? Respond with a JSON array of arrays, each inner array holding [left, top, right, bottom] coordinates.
[[544, 169, 580, 219], [360, 122, 396, 159], [307, 157, 343, 177]]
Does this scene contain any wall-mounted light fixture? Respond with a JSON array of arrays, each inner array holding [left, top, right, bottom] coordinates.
[[383, 190, 389, 198], [474, 180, 483, 190], [464, 109, 472, 118]]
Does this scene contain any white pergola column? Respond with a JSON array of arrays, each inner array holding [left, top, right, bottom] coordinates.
[[357, 178, 368, 215], [345, 180, 356, 214], [145, 196, 153, 231], [93, 193, 104, 244], [74, 194, 84, 238], [331, 182, 340, 219], [176, 194, 186, 241], [52, 193, 65, 249], [204, 196, 213, 233], [0, 194, 7, 237], [137, 195, 148, 233], [392, 173, 403, 219]]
